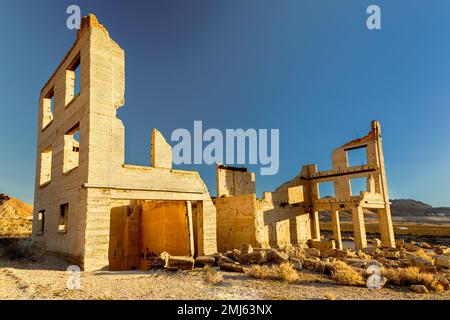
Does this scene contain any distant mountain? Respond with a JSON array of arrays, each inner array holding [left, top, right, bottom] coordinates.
[[391, 199, 450, 216], [0, 194, 33, 236]]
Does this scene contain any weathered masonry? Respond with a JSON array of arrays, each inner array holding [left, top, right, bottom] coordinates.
[[32, 14, 395, 271], [214, 121, 395, 251], [32, 15, 217, 271]]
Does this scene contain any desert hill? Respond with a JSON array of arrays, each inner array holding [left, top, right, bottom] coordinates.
[[0, 194, 33, 236]]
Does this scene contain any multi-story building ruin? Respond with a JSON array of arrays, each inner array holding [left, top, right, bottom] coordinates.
[[214, 121, 395, 251], [32, 15, 217, 271], [33, 14, 395, 271]]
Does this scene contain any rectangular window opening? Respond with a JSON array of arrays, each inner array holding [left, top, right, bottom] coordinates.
[[346, 146, 368, 167], [39, 145, 52, 185], [58, 204, 68, 233], [37, 210, 45, 234], [318, 181, 335, 199], [66, 55, 81, 105], [350, 177, 367, 196], [63, 124, 80, 173], [42, 89, 54, 129]]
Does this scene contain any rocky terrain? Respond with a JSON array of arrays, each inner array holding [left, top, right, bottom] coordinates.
[[0, 194, 33, 236], [0, 237, 450, 300]]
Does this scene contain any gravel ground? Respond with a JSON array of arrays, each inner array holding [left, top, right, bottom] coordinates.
[[0, 256, 449, 300]]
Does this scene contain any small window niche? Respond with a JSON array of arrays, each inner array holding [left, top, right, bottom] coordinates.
[[42, 88, 54, 129], [37, 210, 45, 235], [58, 203, 69, 234], [39, 145, 52, 186], [63, 124, 80, 173], [346, 146, 368, 167], [65, 55, 81, 105], [350, 177, 367, 196], [318, 181, 335, 199]]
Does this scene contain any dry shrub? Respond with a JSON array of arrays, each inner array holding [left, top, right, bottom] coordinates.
[[382, 267, 444, 292], [246, 263, 299, 282], [276, 263, 300, 282], [203, 266, 223, 285], [330, 261, 365, 286], [247, 265, 271, 279]]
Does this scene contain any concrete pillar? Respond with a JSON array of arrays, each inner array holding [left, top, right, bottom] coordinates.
[[378, 207, 395, 248], [186, 201, 195, 256], [351, 206, 367, 249], [331, 210, 343, 250], [310, 211, 321, 240]]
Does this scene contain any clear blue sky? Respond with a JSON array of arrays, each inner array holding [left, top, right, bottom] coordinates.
[[1, 0, 449, 207]]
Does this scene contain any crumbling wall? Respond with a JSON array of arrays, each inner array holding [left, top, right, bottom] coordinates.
[[214, 194, 266, 252], [216, 165, 255, 197]]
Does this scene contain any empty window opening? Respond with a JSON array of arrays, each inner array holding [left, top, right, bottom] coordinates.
[[66, 55, 81, 105], [37, 210, 45, 234], [346, 146, 368, 167], [63, 124, 80, 173], [59, 203, 69, 233], [350, 177, 367, 196], [318, 181, 335, 199], [42, 89, 54, 129], [39, 145, 52, 185]]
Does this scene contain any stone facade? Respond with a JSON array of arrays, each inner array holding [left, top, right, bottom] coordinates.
[[32, 15, 217, 271], [32, 14, 395, 271]]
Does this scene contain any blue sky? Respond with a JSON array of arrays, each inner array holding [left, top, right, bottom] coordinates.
[[0, 0, 449, 206]]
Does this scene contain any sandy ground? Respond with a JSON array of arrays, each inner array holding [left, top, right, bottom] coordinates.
[[0, 256, 449, 300]]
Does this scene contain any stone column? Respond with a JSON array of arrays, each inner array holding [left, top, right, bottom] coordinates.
[[351, 206, 367, 249], [186, 201, 195, 256], [378, 207, 395, 248], [331, 210, 343, 250], [310, 211, 321, 240]]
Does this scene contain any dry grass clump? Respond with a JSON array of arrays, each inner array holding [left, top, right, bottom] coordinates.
[[330, 261, 365, 286], [246, 263, 299, 283], [203, 266, 223, 285], [382, 267, 445, 292]]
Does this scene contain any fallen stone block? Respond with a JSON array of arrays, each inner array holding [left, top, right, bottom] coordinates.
[[410, 285, 429, 294], [336, 249, 357, 259], [265, 249, 289, 264], [289, 257, 302, 270], [220, 262, 245, 273], [165, 256, 195, 270], [239, 251, 267, 265], [404, 243, 421, 252], [231, 249, 241, 261], [241, 243, 253, 255], [217, 255, 236, 266], [343, 258, 371, 269], [434, 246, 450, 255], [406, 254, 436, 273], [304, 248, 321, 258], [434, 255, 450, 269], [195, 256, 216, 267], [420, 242, 432, 249], [384, 250, 401, 259], [308, 239, 336, 251], [147, 257, 166, 269], [322, 248, 338, 258]]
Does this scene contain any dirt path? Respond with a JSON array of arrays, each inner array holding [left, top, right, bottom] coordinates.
[[0, 256, 449, 300]]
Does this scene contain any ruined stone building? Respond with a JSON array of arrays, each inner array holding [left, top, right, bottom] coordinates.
[[32, 15, 217, 271], [33, 14, 395, 271], [214, 121, 395, 251]]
